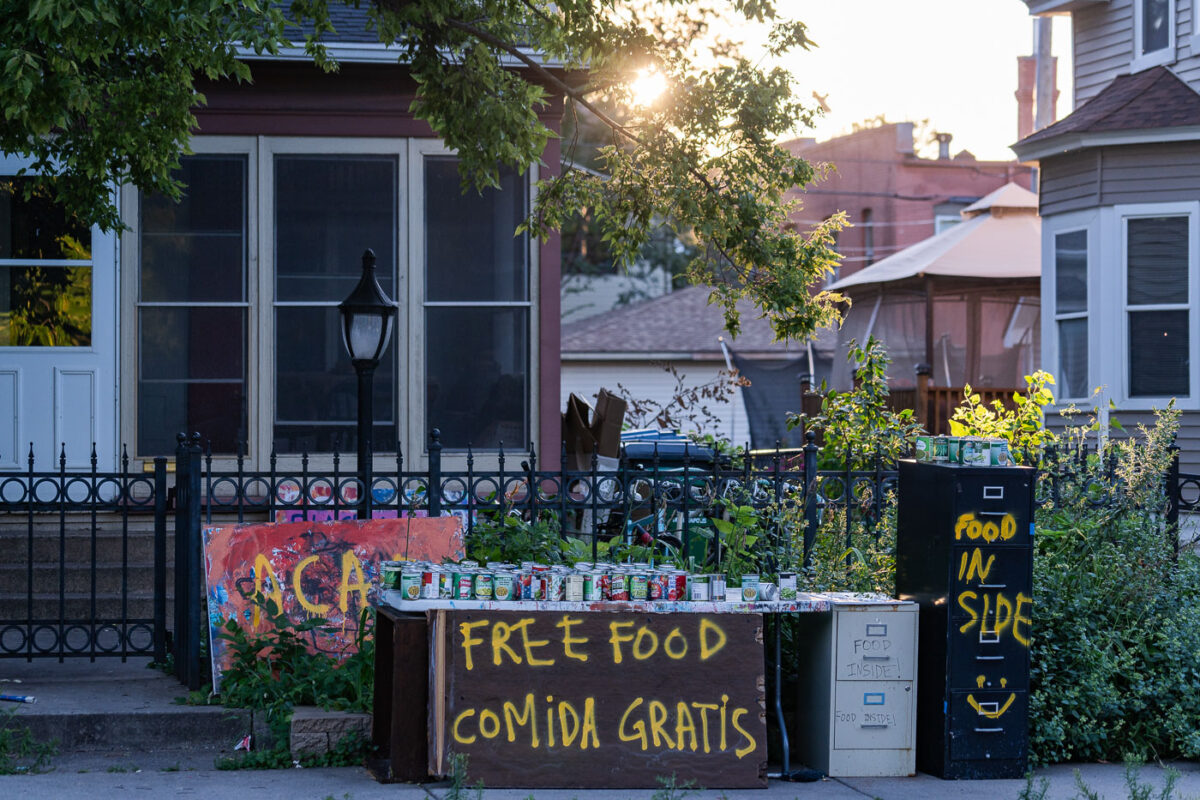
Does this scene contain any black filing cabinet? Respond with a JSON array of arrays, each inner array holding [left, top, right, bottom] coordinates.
[[895, 460, 1034, 779]]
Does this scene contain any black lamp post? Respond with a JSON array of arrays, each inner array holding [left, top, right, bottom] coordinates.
[[338, 249, 398, 520]]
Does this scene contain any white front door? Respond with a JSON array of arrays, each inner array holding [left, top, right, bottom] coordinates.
[[0, 157, 118, 471]]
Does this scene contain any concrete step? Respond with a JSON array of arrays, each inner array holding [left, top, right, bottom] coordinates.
[[0, 562, 175, 596], [0, 531, 170, 565], [0, 592, 173, 621], [0, 659, 273, 768]]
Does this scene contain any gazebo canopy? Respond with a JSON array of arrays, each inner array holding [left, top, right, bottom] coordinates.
[[825, 182, 1041, 390]]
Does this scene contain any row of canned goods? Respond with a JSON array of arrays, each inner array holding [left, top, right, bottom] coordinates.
[[914, 435, 1015, 466], [381, 560, 800, 604]]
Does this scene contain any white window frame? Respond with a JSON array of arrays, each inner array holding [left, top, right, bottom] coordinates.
[[1132, 0, 1176, 72], [123, 135, 540, 470], [1043, 209, 1099, 406], [1192, 0, 1200, 52], [259, 136, 409, 469], [406, 139, 540, 470], [120, 136, 259, 467], [1114, 201, 1199, 408], [934, 214, 961, 236]]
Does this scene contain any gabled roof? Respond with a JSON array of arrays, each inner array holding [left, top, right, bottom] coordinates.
[[1013, 67, 1200, 160], [561, 285, 808, 358]]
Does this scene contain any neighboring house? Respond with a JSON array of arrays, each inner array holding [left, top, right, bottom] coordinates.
[[561, 266, 672, 323], [0, 15, 564, 472], [561, 286, 820, 449], [1013, 0, 1200, 471], [781, 123, 1036, 285]]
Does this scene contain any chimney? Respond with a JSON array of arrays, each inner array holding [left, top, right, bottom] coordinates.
[[935, 132, 953, 160], [1034, 17, 1058, 130], [1016, 55, 1036, 141]]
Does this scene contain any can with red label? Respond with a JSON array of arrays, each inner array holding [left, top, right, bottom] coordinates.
[[610, 572, 629, 601], [648, 572, 665, 600]]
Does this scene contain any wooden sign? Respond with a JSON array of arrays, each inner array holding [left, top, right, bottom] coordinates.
[[202, 517, 463, 690], [429, 610, 767, 788]]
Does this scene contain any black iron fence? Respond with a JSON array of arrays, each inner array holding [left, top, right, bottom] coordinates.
[[2, 430, 1197, 693]]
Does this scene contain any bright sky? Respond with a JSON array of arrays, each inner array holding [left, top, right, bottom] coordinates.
[[770, 1, 1073, 161]]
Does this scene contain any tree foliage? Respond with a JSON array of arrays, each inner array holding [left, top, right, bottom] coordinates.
[[1, 0, 845, 341]]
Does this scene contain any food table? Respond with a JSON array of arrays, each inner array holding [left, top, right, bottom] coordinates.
[[370, 592, 917, 788]]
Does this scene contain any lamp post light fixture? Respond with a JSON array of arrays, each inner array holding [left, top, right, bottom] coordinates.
[[338, 248, 398, 520]]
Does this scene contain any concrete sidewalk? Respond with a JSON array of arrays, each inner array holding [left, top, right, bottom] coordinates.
[[2, 659, 1196, 799]]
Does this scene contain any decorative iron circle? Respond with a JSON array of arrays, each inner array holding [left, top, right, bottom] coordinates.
[[339, 477, 363, 506], [62, 476, 95, 504], [64, 624, 92, 653], [32, 477, 63, 504], [127, 624, 154, 652], [400, 478, 430, 510], [536, 476, 561, 503], [307, 478, 335, 505], [439, 478, 467, 507], [371, 478, 397, 506], [0, 476, 29, 504], [275, 478, 303, 506], [94, 624, 122, 653], [32, 624, 59, 654], [242, 477, 272, 507], [470, 477, 500, 507], [98, 476, 134, 506], [0, 624, 28, 655], [207, 476, 243, 508], [502, 478, 529, 504]]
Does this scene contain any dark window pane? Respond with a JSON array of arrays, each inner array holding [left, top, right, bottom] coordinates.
[[426, 307, 528, 449], [1055, 230, 1087, 314], [140, 308, 245, 381], [1143, 0, 1169, 53], [0, 177, 90, 260], [0, 265, 91, 346], [425, 158, 528, 303], [138, 382, 245, 456], [1128, 216, 1188, 305], [1058, 318, 1088, 399], [137, 306, 246, 455], [141, 156, 246, 302], [274, 306, 396, 454], [275, 156, 396, 302], [1129, 310, 1189, 397]]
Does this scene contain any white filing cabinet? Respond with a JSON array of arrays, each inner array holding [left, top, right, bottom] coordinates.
[[793, 596, 918, 777]]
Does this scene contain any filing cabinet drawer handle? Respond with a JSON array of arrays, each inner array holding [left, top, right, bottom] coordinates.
[[974, 727, 1004, 734], [983, 486, 1004, 500], [977, 510, 1009, 517], [978, 583, 1007, 589], [860, 724, 889, 729], [862, 655, 891, 661], [975, 655, 1004, 661]]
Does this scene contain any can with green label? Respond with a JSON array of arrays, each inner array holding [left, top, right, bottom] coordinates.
[[945, 436, 962, 464], [914, 435, 933, 462]]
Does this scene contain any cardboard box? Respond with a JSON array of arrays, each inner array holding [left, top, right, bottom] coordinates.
[[562, 389, 626, 471]]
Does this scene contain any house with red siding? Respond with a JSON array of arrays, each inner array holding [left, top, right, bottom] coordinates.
[[0, 11, 565, 473]]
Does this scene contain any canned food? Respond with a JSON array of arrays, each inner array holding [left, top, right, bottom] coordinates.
[[630, 573, 649, 601], [914, 435, 933, 462], [547, 572, 565, 602], [400, 568, 422, 601], [421, 568, 439, 599], [583, 572, 599, 602], [380, 561, 403, 589], [439, 570, 454, 599], [455, 571, 473, 600], [962, 437, 989, 466], [610, 572, 629, 602], [689, 574, 711, 601], [670, 571, 687, 602], [945, 436, 962, 464], [493, 571, 514, 601], [474, 572, 494, 600], [933, 436, 948, 462], [990, 438, 1014, 466], [741, 574, 760, 602], [648, 573, 666, 601], [710, 575, 727, 600], [565, 574, 584, 602], [779, 572, 798, 600], [598, 571, 613, 601]]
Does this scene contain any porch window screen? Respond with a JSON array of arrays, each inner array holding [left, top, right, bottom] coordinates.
[[138, 156, 248, 455], [0, 177, 92, 347], [273, 155, 398, 454], [1126, 216, 1189, 397], [1054, 229, 1088, 399], [424, 157, 530, 450]]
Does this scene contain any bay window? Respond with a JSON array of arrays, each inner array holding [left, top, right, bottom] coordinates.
[[1124, 214, 1191, 398], [1054, 229, 1089, 401]]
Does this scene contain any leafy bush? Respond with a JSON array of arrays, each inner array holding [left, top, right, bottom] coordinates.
[[1028, 405, 1193, 764], [948, 370, 1057, 458], [214, 595, 375, 769], [463, 511, 565, 565]]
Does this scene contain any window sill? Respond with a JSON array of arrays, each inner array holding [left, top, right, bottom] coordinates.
[[1130, 48, 1173, 74]]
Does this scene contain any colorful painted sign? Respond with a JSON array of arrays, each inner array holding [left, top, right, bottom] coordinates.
[[203, 517, 463, 689]]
